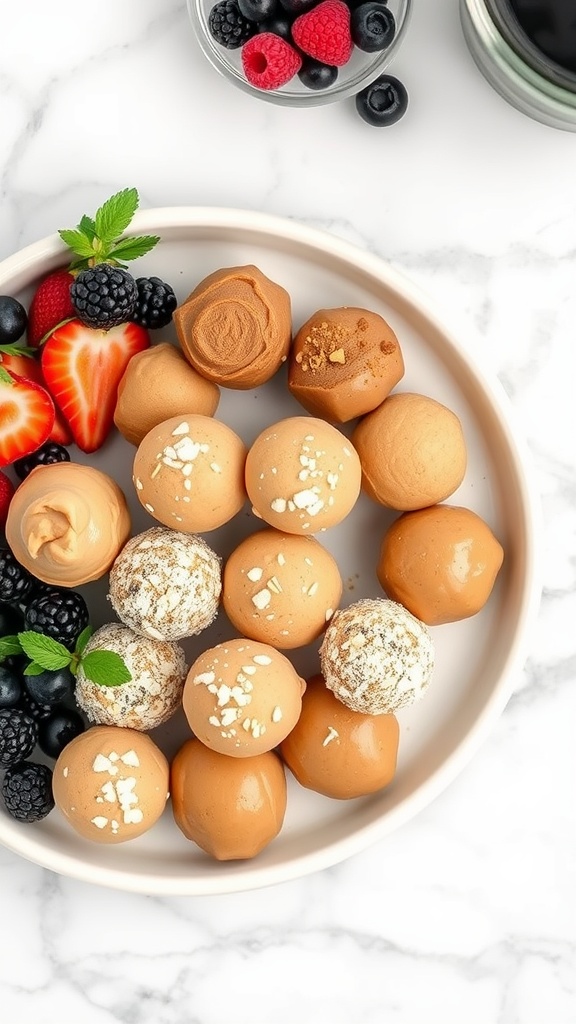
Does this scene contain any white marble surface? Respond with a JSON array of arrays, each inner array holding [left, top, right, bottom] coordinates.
[[1, 1, 575, 1021]]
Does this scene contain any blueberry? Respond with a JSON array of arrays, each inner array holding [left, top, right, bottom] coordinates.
[[351, 2, 395, 51], [258, 13, 293, 38], [355, 74, 408, 126], [38, 708, 85, 759], [0, 601, 24, 636], [0, 295, 28, 345], [0, 666, 22, 709], [278, 0, 316, 12], [24, 667, 76, 708], [298, 57, 339, 90], [238, 0, 279, 21]]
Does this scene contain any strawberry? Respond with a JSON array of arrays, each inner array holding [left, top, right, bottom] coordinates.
[[292, 0, 353, 66], [0, 345, 72, 446], [27, 269, 75, 347], [41, 319, 150, 453], [0, 469, 15, 529], [0, 367, 55, 468]]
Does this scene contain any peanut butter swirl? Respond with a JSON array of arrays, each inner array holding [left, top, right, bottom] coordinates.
[[173, 265, 292, 389]]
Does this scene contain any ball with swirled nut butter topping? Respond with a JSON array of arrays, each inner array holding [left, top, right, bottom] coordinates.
[[173, 264, 291, 389]]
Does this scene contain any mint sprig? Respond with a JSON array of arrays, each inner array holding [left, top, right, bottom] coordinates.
[[0, 628, 131, 688], [58, 187, 160, 271]]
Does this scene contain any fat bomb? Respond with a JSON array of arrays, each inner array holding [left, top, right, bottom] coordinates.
[[378, 504, 504, 624], [173, 265, 291, 389], [288, 307, 404, 422]]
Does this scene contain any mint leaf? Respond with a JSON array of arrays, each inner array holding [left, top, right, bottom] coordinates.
[[58, 228, 96, 258], [81, 650, 132, 687], [74, 625, 94, 657], [78, 214, 97, 242], [18, 632, 72, 671], [108, 235, 160, 262], [0, 635, 23, 659], [23, 662, 47, 677], [95, 188, 139, 246]]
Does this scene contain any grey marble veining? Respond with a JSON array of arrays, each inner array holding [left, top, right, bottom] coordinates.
[[1, 0, 575, 1021]]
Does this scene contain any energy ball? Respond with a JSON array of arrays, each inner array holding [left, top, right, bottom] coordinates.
[[113, 342, 220, 447], [183, 638, 306, 757], [5, 462, 131, 587], [53, 725, 169, 844], [352, 392, 467, 511], [173, 265, 292, 389], [378, 504, 505, 624], [108, 527, 221, 641], [320, 598, 434, 714], [288, 307, 404, 423], [171, 738, 287, 861], [222, 529, 342, 649], [245, 416, 362, 534], [74, 622, 187, 731], [280, 674, 400, 799], [133, 414, 247, 533]]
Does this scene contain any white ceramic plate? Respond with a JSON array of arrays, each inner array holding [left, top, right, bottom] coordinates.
[[0, 208, 541, 895]]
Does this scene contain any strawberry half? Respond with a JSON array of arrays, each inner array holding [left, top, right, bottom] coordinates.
[[0, 368, 55, 468], [41, 319, 150, 453], [0, 469, 15, 529], [27, 269, 75, 347], [0, 347, 73, 445]]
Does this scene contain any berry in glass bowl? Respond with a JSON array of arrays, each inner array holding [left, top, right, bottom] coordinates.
[[187, 0, 411, 106]]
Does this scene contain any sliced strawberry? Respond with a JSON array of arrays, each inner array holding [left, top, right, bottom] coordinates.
[[0, 368, 55, 468], [41, 319, 150, 453], [0, 469, 15, 529], [0, 349, 73, 445], [27, 268, 75, 347]]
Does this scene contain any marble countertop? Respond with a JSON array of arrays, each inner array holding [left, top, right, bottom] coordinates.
[[1, 1, 574, 1022]]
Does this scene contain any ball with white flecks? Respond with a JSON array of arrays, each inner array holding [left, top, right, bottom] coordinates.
[[320, 598, 434, 714], [108, 526, 222, 641], [75, 622, 188, 731]]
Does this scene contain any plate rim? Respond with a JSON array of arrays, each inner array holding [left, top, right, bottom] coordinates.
[[0, 206, 543, 895]]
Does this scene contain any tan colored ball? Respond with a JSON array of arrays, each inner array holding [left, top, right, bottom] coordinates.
[[222, 528, 342, 649], [53, 726, 169, 844], [280, 674, 400, 799], [171, 739, 287, 861], [183, 638, 306, 757], [352, 392, 467, 511], [132, 414, 247, 533], [245, 416, 362, 534]]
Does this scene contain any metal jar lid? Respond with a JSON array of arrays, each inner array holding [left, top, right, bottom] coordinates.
[[460, 0, 576, 131]]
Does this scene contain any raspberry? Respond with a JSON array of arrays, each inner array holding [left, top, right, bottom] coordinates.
[[241, 32, 302, 90], [292, 0, 353, 66]]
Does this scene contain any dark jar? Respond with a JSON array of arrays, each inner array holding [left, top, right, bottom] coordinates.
[[460, 0, 576, 130]]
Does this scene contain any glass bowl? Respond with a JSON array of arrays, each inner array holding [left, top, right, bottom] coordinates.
[[187, 0, 412, 106]]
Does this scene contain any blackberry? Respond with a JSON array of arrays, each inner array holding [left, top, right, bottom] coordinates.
[[133, 277, 177, 330], [39, 708, 85, 759], [0, 708, 38, 768], [13, 441, 70, 481], [17, 690, 53, 722], [24, 588, 89, 649], [0, 547, 35, 606], [208, 0, 256, 47], [0, 295, 28, 345], [1, 761, 54, 822], [70, 263, 137, 329]]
